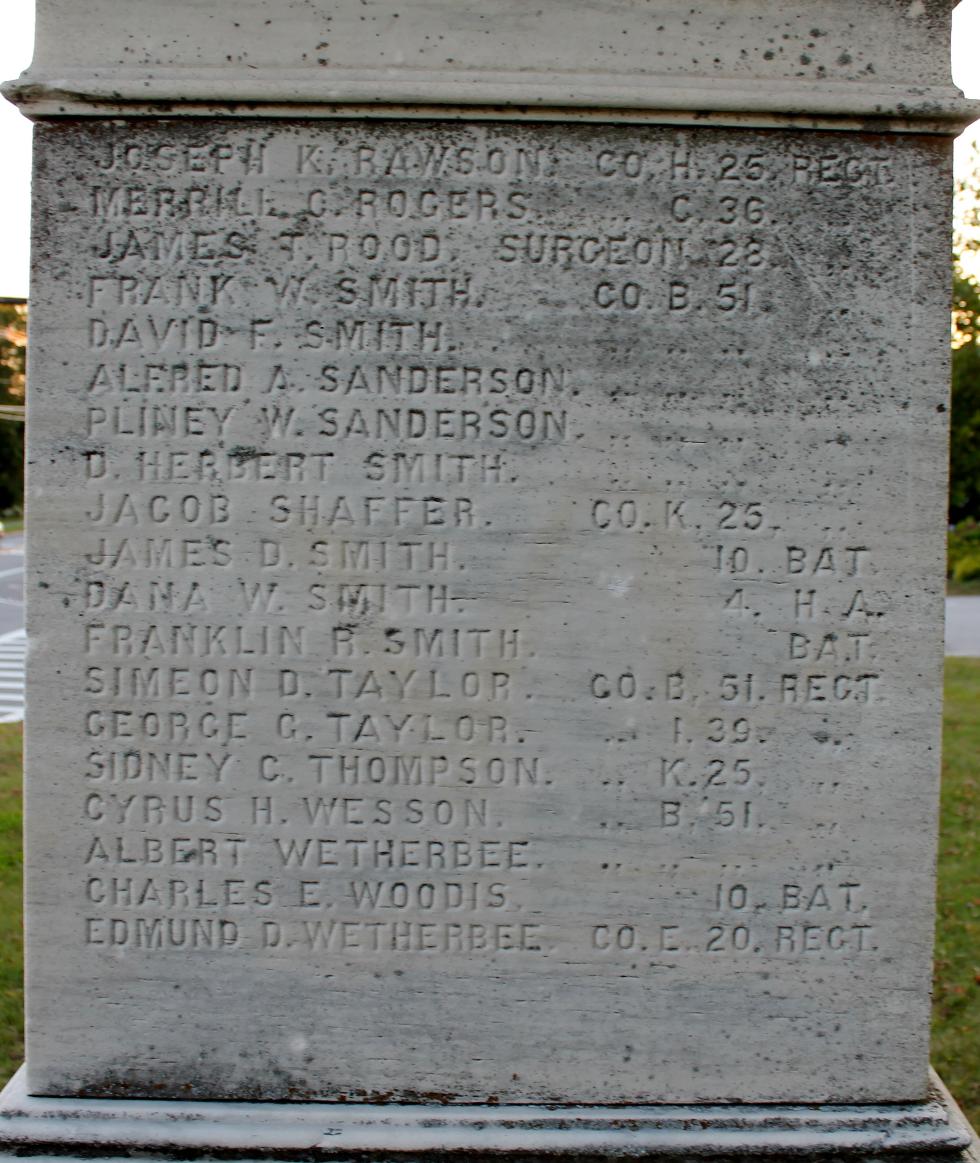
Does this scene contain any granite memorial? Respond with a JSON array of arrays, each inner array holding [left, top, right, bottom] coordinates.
[[1, 0, 978, 1158]]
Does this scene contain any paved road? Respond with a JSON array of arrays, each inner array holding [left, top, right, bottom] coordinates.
[[0, 533, 24, 640], [945, 596, 980, 658], [0, 533, 25, 723]]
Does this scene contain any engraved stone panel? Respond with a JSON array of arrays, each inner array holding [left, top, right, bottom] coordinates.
[[26, 119, 950, 1104]]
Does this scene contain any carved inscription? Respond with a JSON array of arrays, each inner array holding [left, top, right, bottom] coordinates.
[[27, 121, 949, 1103]]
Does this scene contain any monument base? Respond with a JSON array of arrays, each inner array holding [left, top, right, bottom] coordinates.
[[0, 1067, 974, 1161]]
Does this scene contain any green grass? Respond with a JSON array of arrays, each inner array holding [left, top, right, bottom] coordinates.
[[0, 678, 975, 1121], [933, 659, 980, 1125], [0, 723, 22, 1083]]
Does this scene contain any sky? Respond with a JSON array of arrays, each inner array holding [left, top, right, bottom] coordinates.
[[0, 2, 978, 298]]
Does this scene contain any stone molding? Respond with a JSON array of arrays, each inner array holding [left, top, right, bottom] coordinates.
[[0, 1068, 974, 1159], [3, 0, 978, 130]]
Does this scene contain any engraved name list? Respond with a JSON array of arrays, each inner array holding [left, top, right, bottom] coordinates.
[[26, 120, 949, 1103]]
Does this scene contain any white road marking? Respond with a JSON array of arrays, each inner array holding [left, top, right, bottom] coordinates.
[[0, 628, 25, 723]]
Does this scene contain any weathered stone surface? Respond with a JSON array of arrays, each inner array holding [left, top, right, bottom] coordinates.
[[25, 118, 951, 1105], [0, 1067, 974, 1159], [3, 0, 974, 124]]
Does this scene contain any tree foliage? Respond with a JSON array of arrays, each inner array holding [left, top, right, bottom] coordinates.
[[0, 302, 26, 515], [951, 271, 980, 521], [950, 144, 980, 524]]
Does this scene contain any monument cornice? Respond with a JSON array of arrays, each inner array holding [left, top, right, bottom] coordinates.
[[3, 0, 978, 131]]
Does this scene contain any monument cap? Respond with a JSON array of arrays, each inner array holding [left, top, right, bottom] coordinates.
[[4, 0, 979, 129]]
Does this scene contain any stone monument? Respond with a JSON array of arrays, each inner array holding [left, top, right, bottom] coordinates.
[[1, 0, 978, 1158]]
